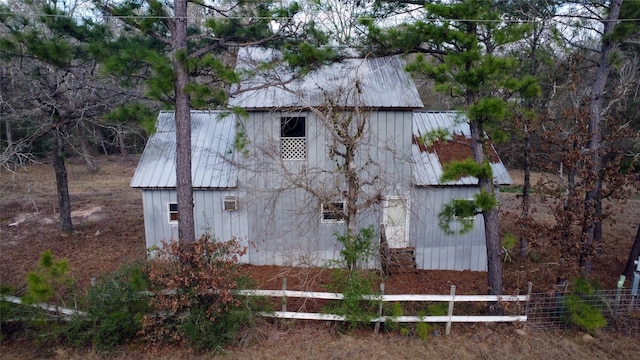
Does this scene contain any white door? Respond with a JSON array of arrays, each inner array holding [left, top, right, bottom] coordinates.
[[383, 197, 409, 248]]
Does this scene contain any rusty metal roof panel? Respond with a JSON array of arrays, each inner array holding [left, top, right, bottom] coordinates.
[[412, 111, 512, 186], [229, 47, 423, 109], [130, 111, 237, 189]]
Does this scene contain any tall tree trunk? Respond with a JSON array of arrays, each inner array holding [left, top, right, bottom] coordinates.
[[173, 0, 195, 245], [484, 206, 503, 295], [557, 161, 577, 287], [4, 118, 14, 162], [52, 126, 73, 233], [470, 119, 503, 301], [345, 143, 358, 238], [519, 124, 531, 256], [595, 192, 603, 255], [580, 0, 623, 275], [623, 225, 640, 278]]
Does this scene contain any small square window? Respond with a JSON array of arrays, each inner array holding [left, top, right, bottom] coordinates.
[[281, 117, 305, 138], [224, 196, 238, 211], [168, 202, 179, 223], [321, 201, 346, 223]]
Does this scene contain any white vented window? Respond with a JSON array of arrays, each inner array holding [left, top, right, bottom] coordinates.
[[281, 117, 306, 160], [224, 196, 238, 211], [321, 201, 346, 223]]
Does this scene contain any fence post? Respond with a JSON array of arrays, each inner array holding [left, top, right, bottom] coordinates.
[[445, 284, 456, 335], [282, 277, 287, 314], [525, 281, 533, 316], [374, 283, 385, 335], [615, 275, 625, 307]]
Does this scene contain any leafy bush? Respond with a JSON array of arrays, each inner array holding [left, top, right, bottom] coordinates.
[[384, 302, 444, 340], [324, 227, 380, 329], [0, 251, 78, 345], [325, 268, 379, 329], [23, 250, 75, 306], [565, 277, 607, 335], [335, 226, 376, 270], [140, 235, 252, 350], [414, 313, 432, 341], [501, 233, 517, 262], [384, 302, 408, 334], [427, 302, 448, 317], [65, 262, 151, 352], [1, 285, 32, 342]]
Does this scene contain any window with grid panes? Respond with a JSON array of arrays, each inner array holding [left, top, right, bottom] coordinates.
[[280, 117, 306, 160], [168, 203, 178, 223]]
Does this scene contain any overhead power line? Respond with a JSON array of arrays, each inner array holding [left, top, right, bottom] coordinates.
[[0, 10, 639, 23]]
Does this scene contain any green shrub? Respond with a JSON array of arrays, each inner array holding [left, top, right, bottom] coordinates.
[[23, 250, 74, 306], [501, 233, 517, 261], [427, 302, 448, 316], [325, 268, 378, 329], [414, 312, 433, 342], [565, 277, 607, 335], [335, 226, 376, 271], [383, 301, 409, 334], [1, 251, 77, 345], [66, 262, 151, 352]]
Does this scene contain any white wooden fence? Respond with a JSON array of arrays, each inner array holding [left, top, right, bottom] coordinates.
[[237, 280, 533, 334], [1, 295, 86, 320], [2, 281, 532, 335]]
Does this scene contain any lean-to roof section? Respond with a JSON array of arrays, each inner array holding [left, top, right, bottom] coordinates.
[[412, 111, 512, 186]]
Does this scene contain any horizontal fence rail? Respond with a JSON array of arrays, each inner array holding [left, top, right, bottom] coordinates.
[[5, 284, 637, 334], [236, 290, 530, 303], [1, 295, 86, 319], [237, 281, 533, 334]]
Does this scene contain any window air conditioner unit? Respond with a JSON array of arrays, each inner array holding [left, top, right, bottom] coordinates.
[[224, 196, 238, 211]]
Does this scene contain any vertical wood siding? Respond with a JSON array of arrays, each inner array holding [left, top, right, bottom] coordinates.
[[140, 108, 491, 271], [410, 186, 487, 271], [239, 110, 413, 267], [141, 189, 249, 261]]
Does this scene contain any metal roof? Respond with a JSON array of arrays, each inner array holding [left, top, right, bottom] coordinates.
[[229, 47, 424, 109], [130, 111, 238, 189], [412, 111, 512, 186]]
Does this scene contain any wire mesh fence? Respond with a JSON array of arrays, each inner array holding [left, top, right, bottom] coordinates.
[[526, 289, 640, 334]]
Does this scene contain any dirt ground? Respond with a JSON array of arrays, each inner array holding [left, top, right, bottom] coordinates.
[[1, 156, 640, 359]]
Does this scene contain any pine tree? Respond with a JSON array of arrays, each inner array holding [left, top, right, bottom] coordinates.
[[96, 0, 334, 244], [367, 0, 540, 302]]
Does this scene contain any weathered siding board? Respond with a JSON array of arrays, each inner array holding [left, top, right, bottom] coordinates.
[[193, 190, 250, 262], [141, 189, 178, 250], [410, 186, 487, 271], [244, 187, 343, 266], [238, 109, 413, 266], [141, 189, 249, 258]]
